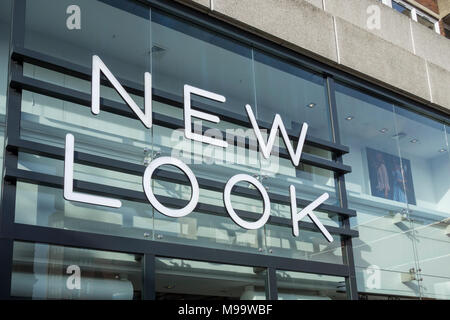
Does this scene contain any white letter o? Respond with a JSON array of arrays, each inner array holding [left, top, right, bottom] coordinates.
[[224, 174, 271, 230], [143, 157, 199, 218]]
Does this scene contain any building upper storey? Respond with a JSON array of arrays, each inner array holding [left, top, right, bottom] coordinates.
[[177, 0, 450, 116]]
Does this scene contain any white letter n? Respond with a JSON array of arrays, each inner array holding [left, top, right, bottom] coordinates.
[[91, 55, 152, 128]]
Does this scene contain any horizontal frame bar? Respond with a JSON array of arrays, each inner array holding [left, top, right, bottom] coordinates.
[[9, 223, 351, 277], [7, 138, 357, 218], [11, 46, 351, 156], [10, 71, 351, 174], [5, 167, 358, 237]]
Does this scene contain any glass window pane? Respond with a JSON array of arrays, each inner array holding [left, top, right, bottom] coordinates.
[[11, 241, 142, 299], [416, 15, 435, 30], [276, 270, 346, 300], [20, 90, 151, 164], [262, 156, 340, 206], [0, 0, 11, 117], [151, 9, 255, 117], [265, 224, 343, 264], [392, 1, 412, 18], [14, 172, 267, 254], [335, 83, 420, 297], [24, 0, 151, 84], [14, 182, 155, 239], [253, 50, 332, 141], [155, 257, 266, 300], [393, 107, 450, 299]]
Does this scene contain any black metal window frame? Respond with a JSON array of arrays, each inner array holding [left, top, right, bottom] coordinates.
[[0, 0, 447, 301]]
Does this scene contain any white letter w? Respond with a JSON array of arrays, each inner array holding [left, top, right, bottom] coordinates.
[[245, 104, 308, 166]]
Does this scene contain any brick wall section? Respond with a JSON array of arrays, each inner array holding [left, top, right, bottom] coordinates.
[[415, 0, 440, 14], [414, 0, 446, 35], [439, 19, 445, 35]]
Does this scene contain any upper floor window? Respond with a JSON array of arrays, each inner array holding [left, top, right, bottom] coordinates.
[[392, 0, 412, 18], [381, 0, 440, 34], [444, 22, 450, 39]]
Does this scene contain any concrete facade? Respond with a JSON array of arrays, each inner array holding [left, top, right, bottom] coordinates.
[[427, 61, 450, 108], [438, 0, 450, 17], [212, 0, 338, 62], [335, 17, 431, 101], [324, 0, 415, 52], [176, 0, 450, 114], [412, 20, 450, 71]]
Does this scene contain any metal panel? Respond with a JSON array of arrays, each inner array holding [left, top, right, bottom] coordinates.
[[327, 77, 359, 300]]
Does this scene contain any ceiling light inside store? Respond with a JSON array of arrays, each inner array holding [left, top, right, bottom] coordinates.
[[345, 116, 354, 121], [439, 148, 447, 153], [410, 139, 419, 143], [307, 103, 316, 108], [379, 128, 389, 133]]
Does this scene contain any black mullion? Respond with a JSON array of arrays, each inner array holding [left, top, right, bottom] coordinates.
[[265, 267, 278, 300], [0, 0, 26, 300], [327, 76, 359, 300], [0, 239, 13, 299], [143, 254, 156, 300]]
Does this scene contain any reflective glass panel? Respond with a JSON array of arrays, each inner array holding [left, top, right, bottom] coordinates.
[[11, 241, 142, 299], [335, 83, 420, 297], [0, 0, 11, 116], [393, 106, 450, 299], [276, 270, 346, 300], [156, 257, 267, 300], [253, 50, 331, 141]]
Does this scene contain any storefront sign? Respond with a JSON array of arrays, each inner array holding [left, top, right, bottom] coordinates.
[[63, 55, 333, 242]]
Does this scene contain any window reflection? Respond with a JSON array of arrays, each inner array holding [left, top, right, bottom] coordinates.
[[155, 258, 267, 300], [151, 9, 255, 117], [24, 0, 151, 84], [253, 50, 331, 141], [392, 1, 412, 18], [0, 0, 11, 116], [276, 270, 346, 300], [393, 106, 450, 299], [335, 83, 420, 298], [11, 242, 142, 300], [416, 15, 436, 31]]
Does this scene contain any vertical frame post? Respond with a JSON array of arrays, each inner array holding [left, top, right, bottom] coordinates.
[[0, 0, 26, 300], [265, 267, 278, 300], [143, 254, 156, 300], [326, 76, 359, 300]]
